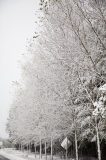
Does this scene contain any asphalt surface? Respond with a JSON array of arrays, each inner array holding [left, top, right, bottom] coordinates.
[[0, 155, 9, 160]]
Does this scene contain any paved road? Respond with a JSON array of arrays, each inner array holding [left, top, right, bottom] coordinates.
[[0, 155, 9, 160]]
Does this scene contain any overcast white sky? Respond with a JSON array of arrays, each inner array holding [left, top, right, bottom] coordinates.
[[0, 0, 39, 138]]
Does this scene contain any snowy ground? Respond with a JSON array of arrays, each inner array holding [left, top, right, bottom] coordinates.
[[0, 149, 97, 160], [0, 148, 37, 160], [0, 148, 76, 160]]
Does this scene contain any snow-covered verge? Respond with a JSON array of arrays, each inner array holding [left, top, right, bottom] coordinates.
[[0, 148, 35, 160], [0, 149, 56, 160], [0, 148, 76, 160]]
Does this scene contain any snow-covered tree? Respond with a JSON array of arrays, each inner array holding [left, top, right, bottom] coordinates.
[[7, 1, 106, 160]]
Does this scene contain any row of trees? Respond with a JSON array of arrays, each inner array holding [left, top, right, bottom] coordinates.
[[7, 0, 106, 160]]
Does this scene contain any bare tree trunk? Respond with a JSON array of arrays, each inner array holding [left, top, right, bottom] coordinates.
[[27, 144, 28, 153], [34, 143, 36, 158], [51, 136, 53, 160], [23, 145, 24, 152], [29, 143, 31, 154], [26, 144, 29, 157], [66, 138, 68, 160], [75, 130, 78, 160], [45, 141, 47, 160], [40, 137, 42, 159], [96, 122, 101, 160], [21, 143, 23, 152], [19, 143, 21, 150]]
